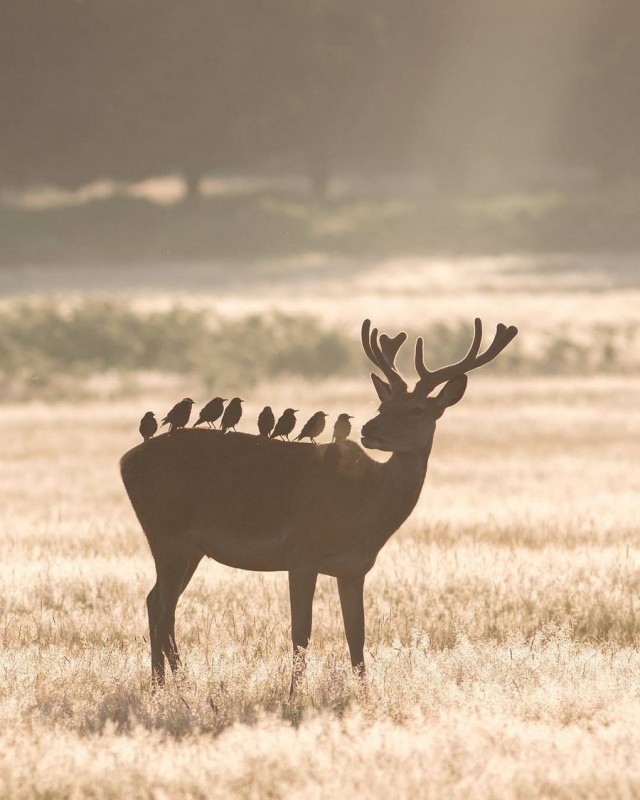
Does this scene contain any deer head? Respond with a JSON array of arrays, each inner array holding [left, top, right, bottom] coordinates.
[[360, 318, 518, 452]]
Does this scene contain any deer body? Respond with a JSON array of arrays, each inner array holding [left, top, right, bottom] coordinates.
[[121, 317, 517, 688], [121, 431, 431, 577]]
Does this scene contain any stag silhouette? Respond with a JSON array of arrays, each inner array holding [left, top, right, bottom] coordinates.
[[120, 317, 518, 689]]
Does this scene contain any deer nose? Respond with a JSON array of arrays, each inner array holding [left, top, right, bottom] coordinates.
[[361, 420, 378, 436]]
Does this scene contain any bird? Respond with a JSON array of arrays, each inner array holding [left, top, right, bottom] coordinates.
[[193, 397, 227, 428], [139, 411, 158, 441], [220, 397, 243, 433], [257, 406, 275, 437], [332, 413, 354, 443], [161, 398, 196, 433], [271, 408, 298, 440], [295, 411, 328, 444]]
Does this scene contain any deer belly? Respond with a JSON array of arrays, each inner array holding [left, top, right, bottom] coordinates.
[[318, 546, 378, 578], [187, 525, 288, 572]]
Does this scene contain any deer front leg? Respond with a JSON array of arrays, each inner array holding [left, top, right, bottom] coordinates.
[[337, 574, 366, 677], [288, 567, 318, 695]]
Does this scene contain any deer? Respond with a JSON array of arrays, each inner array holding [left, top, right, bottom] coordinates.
[[120, 317, 518, 690]]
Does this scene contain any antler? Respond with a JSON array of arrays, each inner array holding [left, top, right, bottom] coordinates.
[[379, 331, 407, 369], [361, 319, 408, 395], [413, 318, 518, 395]]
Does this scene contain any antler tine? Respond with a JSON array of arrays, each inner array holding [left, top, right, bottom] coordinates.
[[414, 336, 431, 380], [379, 331, 407, 369], [473, 323, 518, 365], [361, 318, 378, 367], [414, 319, 483, 384], [413, 318, 518, 395], [371, 328, 408, 393], [468, 317, 483, 360], [361, 319, 408, 395]]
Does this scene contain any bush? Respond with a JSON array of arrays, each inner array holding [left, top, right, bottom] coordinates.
[[0, 299, 638, 401], [0, 301, 359, 398]]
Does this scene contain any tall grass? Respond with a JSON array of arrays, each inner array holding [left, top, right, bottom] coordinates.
[[1, 377, 639, 797]]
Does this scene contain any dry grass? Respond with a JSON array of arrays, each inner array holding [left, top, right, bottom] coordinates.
[[1, 374, 640, 798]]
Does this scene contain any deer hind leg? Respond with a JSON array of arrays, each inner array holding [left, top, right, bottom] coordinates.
[[288, 567, 318, 695], [146, 584, 164, 686], [337, 574, 366, 677], [163, 551, 203, 674], [149, 548, 203, 686]]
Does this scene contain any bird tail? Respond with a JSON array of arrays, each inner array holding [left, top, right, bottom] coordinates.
[[193, 419, 203, 427]]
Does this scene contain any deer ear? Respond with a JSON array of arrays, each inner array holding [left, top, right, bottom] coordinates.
[[435, 374, 468, 408], [371, 373, 392, 402]]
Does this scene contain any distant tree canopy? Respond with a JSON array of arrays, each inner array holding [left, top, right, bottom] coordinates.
[[1, 1, 639, 198]]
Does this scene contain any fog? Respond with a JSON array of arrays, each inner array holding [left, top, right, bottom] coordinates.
[[1, 1, 639, 271]]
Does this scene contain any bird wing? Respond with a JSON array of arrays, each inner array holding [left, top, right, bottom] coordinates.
[[202, 400, 218, 416], [163, 404, 178, 423]]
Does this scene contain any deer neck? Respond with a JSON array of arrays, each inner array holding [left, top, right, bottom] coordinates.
[[375, 431, 435, 539]]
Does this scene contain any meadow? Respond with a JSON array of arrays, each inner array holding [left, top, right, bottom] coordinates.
[[1, 256, 639, 798]]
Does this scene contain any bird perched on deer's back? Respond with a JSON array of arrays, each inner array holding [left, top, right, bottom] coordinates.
[[194, 397, 227, 428], [257, 406, 275, 437], [332, 413, 354, 442], [139, 411, 158, 441], [271, 408, 298, 440], [161, 398, 196, 433], [220, 397, 243, 433], [295, 411, 328, 443]]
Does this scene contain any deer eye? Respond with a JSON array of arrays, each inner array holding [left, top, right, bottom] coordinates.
[[409, 406, 424, 416]]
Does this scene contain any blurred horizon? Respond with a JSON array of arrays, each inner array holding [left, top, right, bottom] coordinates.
[[2, 1, 640, 267]]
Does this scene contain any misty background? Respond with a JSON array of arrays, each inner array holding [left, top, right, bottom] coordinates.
[[1, 1, 639, 400]]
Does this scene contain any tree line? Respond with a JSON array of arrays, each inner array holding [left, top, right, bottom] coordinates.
[[1, 0, 638, 199]]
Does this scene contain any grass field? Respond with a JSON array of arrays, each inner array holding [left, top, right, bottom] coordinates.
[[1, 370, 639, 798]]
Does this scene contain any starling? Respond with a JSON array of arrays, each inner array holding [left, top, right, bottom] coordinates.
[[161, 398, 196, 433], [139, 411, 158, 441], [332, 413, 354, 443], [194, 397, 227, 428], [257, 406, 275, 437], [271, 408, 298, 440], [295, 411, 328, 444], [220, 397, 243, 433]]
